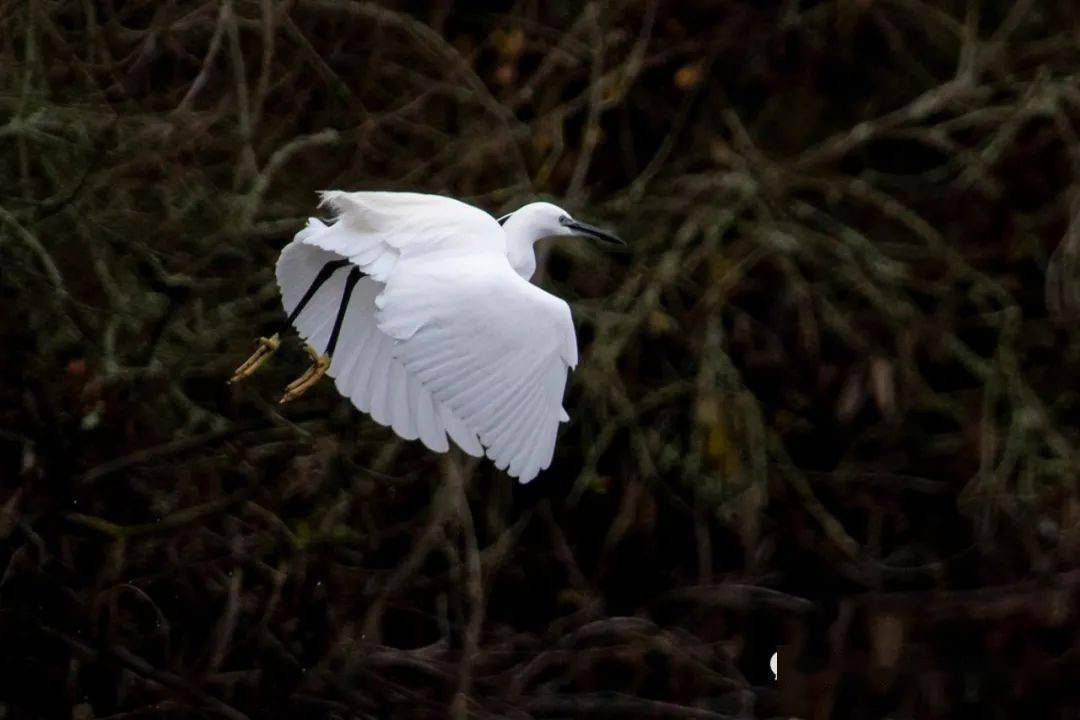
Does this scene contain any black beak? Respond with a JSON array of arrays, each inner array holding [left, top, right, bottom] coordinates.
[[560, 216, 625, 246]]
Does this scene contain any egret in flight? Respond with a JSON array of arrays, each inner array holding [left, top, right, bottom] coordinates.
[[230, 191, 621, 483]]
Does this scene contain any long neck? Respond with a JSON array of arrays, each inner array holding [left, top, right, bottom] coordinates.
[[501, 215, 538, 280]]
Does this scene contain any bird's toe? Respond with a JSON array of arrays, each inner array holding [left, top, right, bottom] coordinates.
[[279, 353, 331, 403], [228, 333, 281, 384]]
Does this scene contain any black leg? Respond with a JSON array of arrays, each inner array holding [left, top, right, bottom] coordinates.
[[231, 259, 357, 386], [326, 267, 363, 356], [284, 258, 351, 327]]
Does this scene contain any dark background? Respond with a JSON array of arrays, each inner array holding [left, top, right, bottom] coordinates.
[[2, 1, 1079, 717]]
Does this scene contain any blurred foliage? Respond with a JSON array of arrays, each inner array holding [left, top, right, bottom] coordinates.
[[2, 0, 1080, 718]]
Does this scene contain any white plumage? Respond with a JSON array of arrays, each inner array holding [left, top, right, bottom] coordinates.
[[262, 191, 620, 484]]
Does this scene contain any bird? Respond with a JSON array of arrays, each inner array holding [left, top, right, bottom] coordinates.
[[229, 191, 622, 483]]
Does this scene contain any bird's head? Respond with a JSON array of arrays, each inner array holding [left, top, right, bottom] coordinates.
[[498, 202, 623, 246]]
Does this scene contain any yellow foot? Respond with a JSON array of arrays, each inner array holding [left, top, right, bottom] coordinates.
[[279, 346, 331, 403], [228, 334, 281, 384]]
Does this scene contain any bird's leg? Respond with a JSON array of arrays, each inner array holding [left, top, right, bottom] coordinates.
[[278, 345, 331, 402], [228, 334, 281, 384], [280, 266, 362, 403], [228, 258, 350, 384], [282, 259, 352, 328]]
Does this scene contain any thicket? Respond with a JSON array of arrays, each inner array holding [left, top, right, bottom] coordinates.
[[1, 1, 1078, 717]]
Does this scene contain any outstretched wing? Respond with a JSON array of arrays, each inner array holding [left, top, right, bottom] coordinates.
[[275, 239, 484, 458], [376, 254, 578, 483], [295, 191, 503, 282]]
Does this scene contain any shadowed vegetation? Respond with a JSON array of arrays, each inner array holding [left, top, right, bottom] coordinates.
[[1, 1, 1079, 717]]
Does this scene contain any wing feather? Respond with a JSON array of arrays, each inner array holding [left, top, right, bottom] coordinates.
[[366, 335, 394, 427], [390, 360, 416, 440], [498, 382, 547, 475], [484, 363, 546, 446], [413, 378, 448, 453], [276, 240, 486, 457], [377, 254, 577, 483], [297, 191, 503, 282], [440, 405, 484, 457]]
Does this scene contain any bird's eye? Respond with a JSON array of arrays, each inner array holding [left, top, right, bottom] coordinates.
[[559, 215, 572, 226]]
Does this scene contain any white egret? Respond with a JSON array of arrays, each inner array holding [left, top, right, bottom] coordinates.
[[230, 191, 622, 483]]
